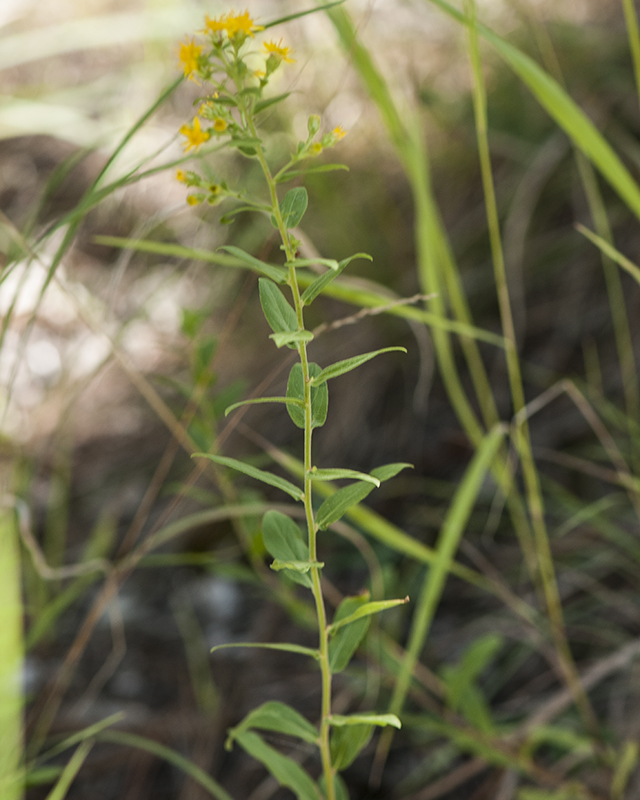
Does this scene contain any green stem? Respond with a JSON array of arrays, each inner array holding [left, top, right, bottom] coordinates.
[[238, 80, 335, 799]]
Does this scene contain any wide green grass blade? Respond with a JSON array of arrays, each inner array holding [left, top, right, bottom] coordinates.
[[427, 0, 640, 222], [378, 426, 505, 753], [0, 505, 23, 800]]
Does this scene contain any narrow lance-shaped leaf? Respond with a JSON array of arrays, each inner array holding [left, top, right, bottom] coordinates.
[[271, 559, 324, 573], [224, 396, 305, 417], [259, 278, 298, 336], [286, 257, 339, 271], [218, 245, 288, 283], [308, 468, 380, 487], [329, 713, 401, 729], [301, 252, 373, 306], [277, 163, 349, 184], [287, 363, 328, 430], [192, 454, 303, 501], [315, 463, 413, 530], [211, 642, 319, 660], [328, 597, 410, 634], [310, 347, 407, 385], [233, 730, 321, 800], [226, 701, 319, 749]]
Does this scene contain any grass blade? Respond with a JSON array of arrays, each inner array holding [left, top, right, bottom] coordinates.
[[44, 741, 92, 800], [0, 505, 23, 800]]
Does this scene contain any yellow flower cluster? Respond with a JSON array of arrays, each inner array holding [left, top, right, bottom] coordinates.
[[203, 10, 264, 38], [179, 118, 210, 152]]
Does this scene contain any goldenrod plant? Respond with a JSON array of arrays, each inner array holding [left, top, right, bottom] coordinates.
[[175, 8, 413, 799]]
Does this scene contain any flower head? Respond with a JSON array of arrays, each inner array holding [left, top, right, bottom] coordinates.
[[263, 39, 296, 64], [179, 38, 203, 80], [212, 117, 228, 133], [179, 117, 210, 152], [176, 170, 188, 183], [204, 10, 263, 39], [333, 125, 347, 140]]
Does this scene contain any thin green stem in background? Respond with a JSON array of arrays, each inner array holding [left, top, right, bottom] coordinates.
[[622, 0, 640, 110], [463, 0, 597, 734]]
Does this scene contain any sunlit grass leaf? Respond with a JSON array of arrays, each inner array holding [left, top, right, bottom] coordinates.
[[330, 724, 373, 772], [259, 278, 298, 339], [192, 454, 303, 501], [270, 329, 314, 348], [286, 363, 328, 429], [330, 713, 401, 729], [428, 0, 640, 221], [262, 510, 312, 588], [308, 468, 380, 487], [272, 187, 308, 229], [226, 701, 318, 749], [0, 508, 23, 800], [301, 252, 372, 306], [329, 597, 409, 634], [218, 245, 288, 283], [328, 593, 371, 674], [310, 347, 407, 385], [233, 730, 320, 800]]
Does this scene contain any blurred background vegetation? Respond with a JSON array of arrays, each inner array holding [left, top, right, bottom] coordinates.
[[2, 0, 640, 798]]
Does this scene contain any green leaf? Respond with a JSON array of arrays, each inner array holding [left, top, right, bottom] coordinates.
[[262, 511, 308, 561], [314, 463, 413, 530], [224, 396, 305, 416], [192, 454, 303, 501], [270, 329, 314, 348], [330, 724, 373, 771], [310, 347, 407, 385], [233, 730, 320, 800], [210, 641, 319, 660], [443, 634, 503, 711], [44, 741, 93, 800], [254, 92, 291, 114], [286, 363, 329, 430], [328, 593, 371, 673], [227, 701, 318, 748], [576, 223, 640, 288], [263, 0, 347, 30], [218, 245, 287, 284], [259, 278, 298, 337], [329, 598, 409, 634], [308, 468, 380, 487], [262, 510, 312, 588], [286, 257, 340, 270], [301, 252, 372, 306], [329, 713, 401, 729], [370, 462, 414, 482], [273, 187, 308, 229], [270, 559, 324, 573], [315, 481, 375, 531]]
